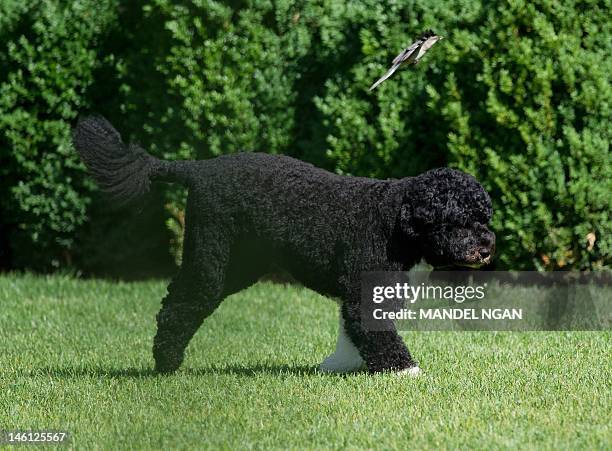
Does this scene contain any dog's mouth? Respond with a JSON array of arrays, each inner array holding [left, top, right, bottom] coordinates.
[[434, 249, 493, 270], [458, 248, 493, 268]]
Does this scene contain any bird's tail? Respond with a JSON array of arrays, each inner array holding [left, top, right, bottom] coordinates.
[[72, 116, 191, 204], [369, 65, 400, 91]]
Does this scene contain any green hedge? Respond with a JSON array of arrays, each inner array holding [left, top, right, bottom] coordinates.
[[431, 0, 611, 269], [0, 0, 609, 271], [0, 0, 117, 269]]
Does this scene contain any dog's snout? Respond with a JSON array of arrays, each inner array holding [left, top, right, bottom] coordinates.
[[476, 227, 495, 265], [479, 228, 496, 249], [478, 236, 495, 264]]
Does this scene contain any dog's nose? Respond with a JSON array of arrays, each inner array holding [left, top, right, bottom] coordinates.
[[479, 249, 490, 259]]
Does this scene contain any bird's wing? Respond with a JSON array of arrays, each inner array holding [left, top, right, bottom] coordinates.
[[413, 36, 440, 61], [369, 63, 401, 91], [391, 41, 421, 65]]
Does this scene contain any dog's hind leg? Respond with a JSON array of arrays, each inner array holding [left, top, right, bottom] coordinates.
[[153, 252, 265, 373], [152, 206, 233, 373], [152, 271, 225, 374], [152, 211, 267, 373]]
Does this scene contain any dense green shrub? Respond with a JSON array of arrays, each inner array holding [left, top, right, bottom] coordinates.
[[428, 0, 611, 269], [0, 0, 609, 271], [0, 0, 117, 269]]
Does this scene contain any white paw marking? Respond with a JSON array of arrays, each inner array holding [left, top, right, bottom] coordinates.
[[397, 366, 422, 377], [409, 258, 434, 275], [319, 315, 365, 373]]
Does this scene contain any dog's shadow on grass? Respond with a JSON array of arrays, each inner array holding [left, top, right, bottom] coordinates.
[[22, 363, 336, 379]]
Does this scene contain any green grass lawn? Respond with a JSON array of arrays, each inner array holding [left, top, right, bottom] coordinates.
[[0, 274, 610, 449]]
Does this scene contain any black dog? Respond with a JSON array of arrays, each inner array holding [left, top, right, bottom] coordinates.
[[73, 116, 495, 374]]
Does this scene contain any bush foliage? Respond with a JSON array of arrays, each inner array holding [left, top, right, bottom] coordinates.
[[0, 0, 117, 269], [0, 0, 609, 271]]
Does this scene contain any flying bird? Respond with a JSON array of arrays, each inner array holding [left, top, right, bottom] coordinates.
[[369, 30, 443, 91]]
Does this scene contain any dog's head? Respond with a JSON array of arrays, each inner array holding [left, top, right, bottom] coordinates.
[[399, 168, 495, 268]]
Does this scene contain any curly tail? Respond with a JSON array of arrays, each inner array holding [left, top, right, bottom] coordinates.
[[72, 116, 188, 204]]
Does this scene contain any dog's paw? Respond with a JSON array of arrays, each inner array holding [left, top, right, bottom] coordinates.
[[396, 366, 422, 377], [154, 361, 180, 374], [319, 353, 366, 373], [153, 351, 183, 375]]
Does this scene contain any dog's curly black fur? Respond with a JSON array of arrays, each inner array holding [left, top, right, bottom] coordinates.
[[73, 116, 495, 374]]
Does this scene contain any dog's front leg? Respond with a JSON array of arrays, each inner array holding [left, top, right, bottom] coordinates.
[[340, 301, 420, 374]]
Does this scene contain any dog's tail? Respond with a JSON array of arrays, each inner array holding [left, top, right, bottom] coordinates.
[[73, 116, 192, 204]]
